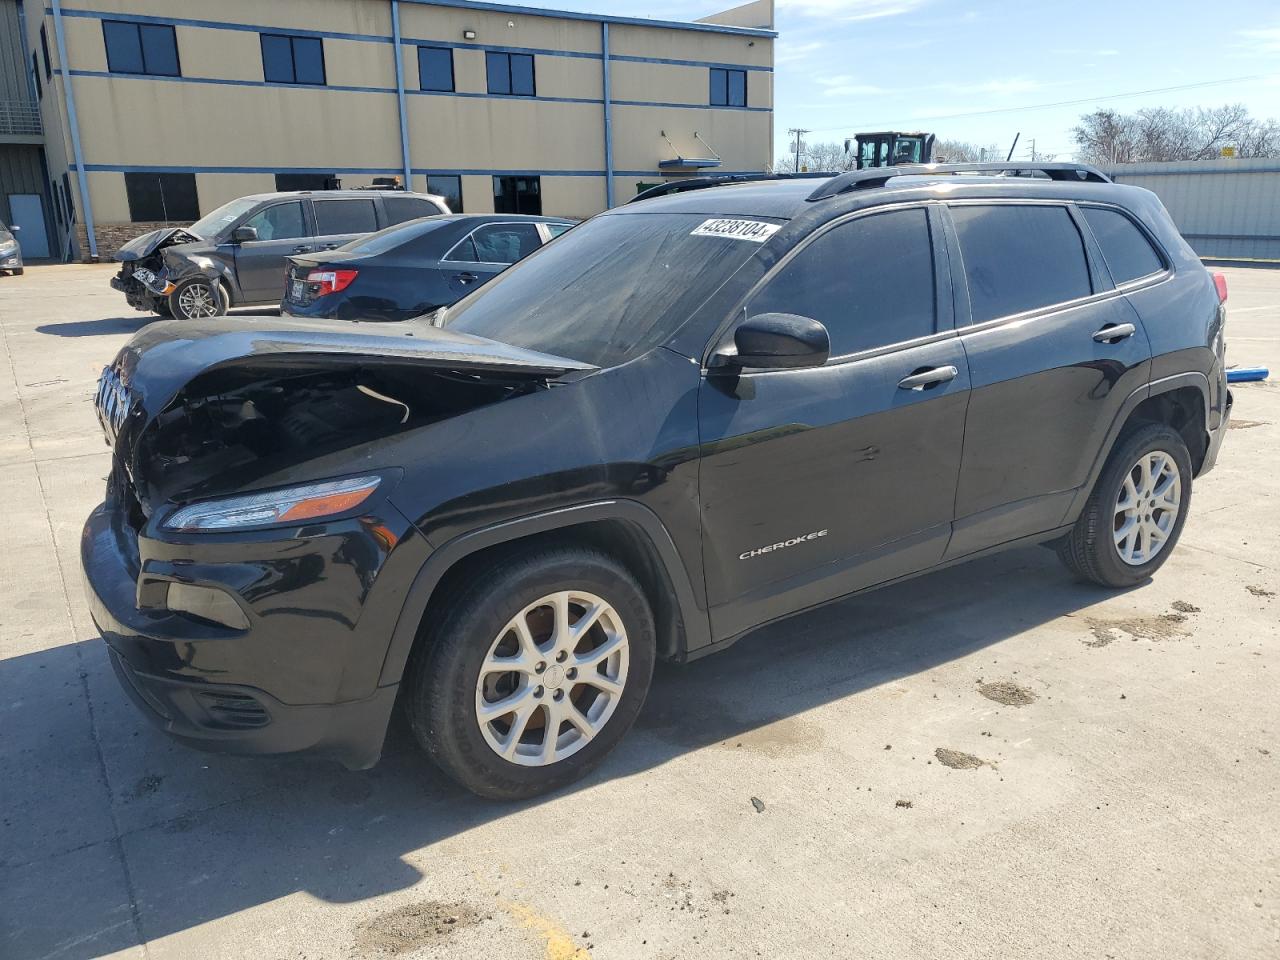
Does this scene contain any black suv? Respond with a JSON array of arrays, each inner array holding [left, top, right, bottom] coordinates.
[[83, 163, 1231, 799], [110, 189, 450, 320]]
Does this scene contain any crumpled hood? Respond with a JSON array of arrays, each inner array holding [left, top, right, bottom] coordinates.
[[97, 315, 595, 453], [113, 227, 205, 262]]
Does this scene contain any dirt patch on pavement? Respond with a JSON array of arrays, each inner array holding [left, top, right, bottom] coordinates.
[[935, 748, 989, 769], [1228, 419, 1268, 430], [1171, 600, 1201, 614], [357, 900, 484, 955], [1247, 585, 1275, 598], [1083, 614, 1189, 646], [977, 680, 1038, 707]]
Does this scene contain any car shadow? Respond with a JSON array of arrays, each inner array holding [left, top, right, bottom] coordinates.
[[1, 545, 1125, 958], [35, 316, 158, 337]]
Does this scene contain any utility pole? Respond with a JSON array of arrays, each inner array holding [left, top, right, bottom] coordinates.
[[788, 128, 810, 174], [1028, 138, 1037, 162]]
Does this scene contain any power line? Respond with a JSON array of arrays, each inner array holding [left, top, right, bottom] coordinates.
[[803, 74, 1273, 135]]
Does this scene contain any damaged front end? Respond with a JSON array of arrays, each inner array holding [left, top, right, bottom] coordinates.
[[82, 316, 593, 767], [110, 227, 202, 312]]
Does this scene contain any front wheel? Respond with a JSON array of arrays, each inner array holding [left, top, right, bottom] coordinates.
[[168, 276, 227, 320], [405, 546, 656, 800], [1057, 423, 1193, 588]]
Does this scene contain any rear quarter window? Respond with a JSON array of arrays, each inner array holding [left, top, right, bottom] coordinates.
[[1080, 206, 1165, 285], [950, 204, 1092, 323]]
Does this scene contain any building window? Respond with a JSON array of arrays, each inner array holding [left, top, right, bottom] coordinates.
[[124, 172, 200, 223], [40, 24, 53, 80], [426, 175, 463, 213], [62, 173, 75, 223], [103, 21, 181, 77], [31, 55, 41, 99], [493, 176, 541, 215], [486, 52, 535, 97], [418, 46, 454, 92], [51, 181, 63, 226], [261, 34, 326, 85], [710, 67, 746, 107], [275, 173, 336, 192]]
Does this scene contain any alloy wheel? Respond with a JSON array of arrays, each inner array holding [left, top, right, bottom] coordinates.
[[475, 590, 629, 766], [176, 282, 220, 319], [1113, 450, 1181, 566]]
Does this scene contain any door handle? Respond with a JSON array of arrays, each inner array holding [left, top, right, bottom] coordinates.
[[897, 365, 959, 391], [319, 243, 340, 251], [292, 245, 313, 254], [1093, 323, 1136, 343], [454, 272, 480, 284]]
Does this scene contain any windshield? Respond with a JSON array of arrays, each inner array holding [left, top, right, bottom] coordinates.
[[441, 212, 772, 367], [339, 217, 449, 256], [188, 197, 263, 238]]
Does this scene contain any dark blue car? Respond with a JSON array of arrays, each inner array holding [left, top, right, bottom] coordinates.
[[281, 214, 574, 322]]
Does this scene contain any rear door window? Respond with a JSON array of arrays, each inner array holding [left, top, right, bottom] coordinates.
[[383, 196, 441, 225], [314, 199, 377, 236], [1080, 206, 1164, 285], [747, 207, 937, 357], [950, 204, 1092, 323], [459, 223, 543, 264]]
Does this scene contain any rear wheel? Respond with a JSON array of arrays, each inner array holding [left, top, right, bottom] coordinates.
[[168, 276, 227, 320], [1057, 423, 1192, 588], [152, 299, 173, 318], [405, 545, 656, 800]]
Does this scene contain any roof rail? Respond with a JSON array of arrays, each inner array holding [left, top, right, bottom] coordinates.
[[629, 172, 833, 205], [805, 162, 1111, 202]]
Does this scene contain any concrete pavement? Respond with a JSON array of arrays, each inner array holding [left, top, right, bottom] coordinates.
[[1, 263, 1277, 960]]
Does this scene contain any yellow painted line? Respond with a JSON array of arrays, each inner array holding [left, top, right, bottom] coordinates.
[[502, 902, 592, 960]]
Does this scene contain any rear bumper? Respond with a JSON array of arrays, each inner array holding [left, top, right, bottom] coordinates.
[[1200, 388, 1231, 476], [80, 497, 415, 769]]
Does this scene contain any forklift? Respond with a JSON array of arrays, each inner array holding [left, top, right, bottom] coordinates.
[[845, 132, 936, 169]]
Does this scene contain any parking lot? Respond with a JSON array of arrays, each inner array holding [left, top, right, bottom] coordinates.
[[1, 263, 1277, 960]]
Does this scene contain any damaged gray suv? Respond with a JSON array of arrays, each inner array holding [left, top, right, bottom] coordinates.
[[111, 189, 450, 320]]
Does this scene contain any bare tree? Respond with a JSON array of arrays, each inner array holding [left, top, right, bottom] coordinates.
[[1074, 104, 1280, 163], [933, 139, 1004, 163]]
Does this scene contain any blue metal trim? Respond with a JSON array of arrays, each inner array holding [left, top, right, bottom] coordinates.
[[398, 0, 777, 38], [51, 0, 96, 258], [609, 54, 771, 72], [408, 88, 599, 105], [391, 1, 413, 190], [613, 100, 773, 113], [66, 70, 770, 113], [73, 162, 766, 179], [602, 22, 614, 209], [53, 7, 393, 44], [402, 36, 601, 60], [68, 69, 394, 94]]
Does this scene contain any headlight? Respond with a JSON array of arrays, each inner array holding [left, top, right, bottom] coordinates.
[[0, 239, 16, 255], [164, 476, 381, 532]]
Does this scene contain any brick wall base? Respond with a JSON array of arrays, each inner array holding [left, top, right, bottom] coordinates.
[[74, 221, 193, 262]]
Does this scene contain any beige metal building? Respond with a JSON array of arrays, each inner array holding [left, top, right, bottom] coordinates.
[[17, 0, 775, 260]]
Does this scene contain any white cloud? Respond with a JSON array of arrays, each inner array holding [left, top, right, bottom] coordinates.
[[815, 74, 884, 97], [1239, 25, 1280, 53], [954, 77, 1043, 96], [775, 41, 827, 64], [776, 0, 932, 22]]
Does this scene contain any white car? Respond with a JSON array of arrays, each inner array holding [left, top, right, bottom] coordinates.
[[0, 221, 23, 276]]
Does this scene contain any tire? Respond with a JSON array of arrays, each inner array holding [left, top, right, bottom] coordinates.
[[167, 276, 227, 320], [12, 268, 22, 276], [1057, 423, 1193, 588], [405, 545, 656, 800], [152, 299, 173, 318]]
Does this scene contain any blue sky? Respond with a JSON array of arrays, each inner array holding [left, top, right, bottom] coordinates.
[[529, 0, 1280, 161]]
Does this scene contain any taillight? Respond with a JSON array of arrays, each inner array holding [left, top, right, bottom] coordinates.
[[1213, 272, 1228, 304], [307, 269, 358, 297]]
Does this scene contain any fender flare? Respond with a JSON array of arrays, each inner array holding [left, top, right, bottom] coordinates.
[[376, 499, 711, 687], [1062, 372, 1210, 523], [172, 255, 240, 305]]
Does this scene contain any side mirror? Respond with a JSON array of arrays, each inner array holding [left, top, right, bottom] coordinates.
[[231, 225, 258, 243], [710, 313, 830, 371]]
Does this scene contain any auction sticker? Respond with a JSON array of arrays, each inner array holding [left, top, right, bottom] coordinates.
[[690, 218, 780, 243]]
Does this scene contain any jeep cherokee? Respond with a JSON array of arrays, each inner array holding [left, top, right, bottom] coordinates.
[[82, 163, 1231, 799]]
